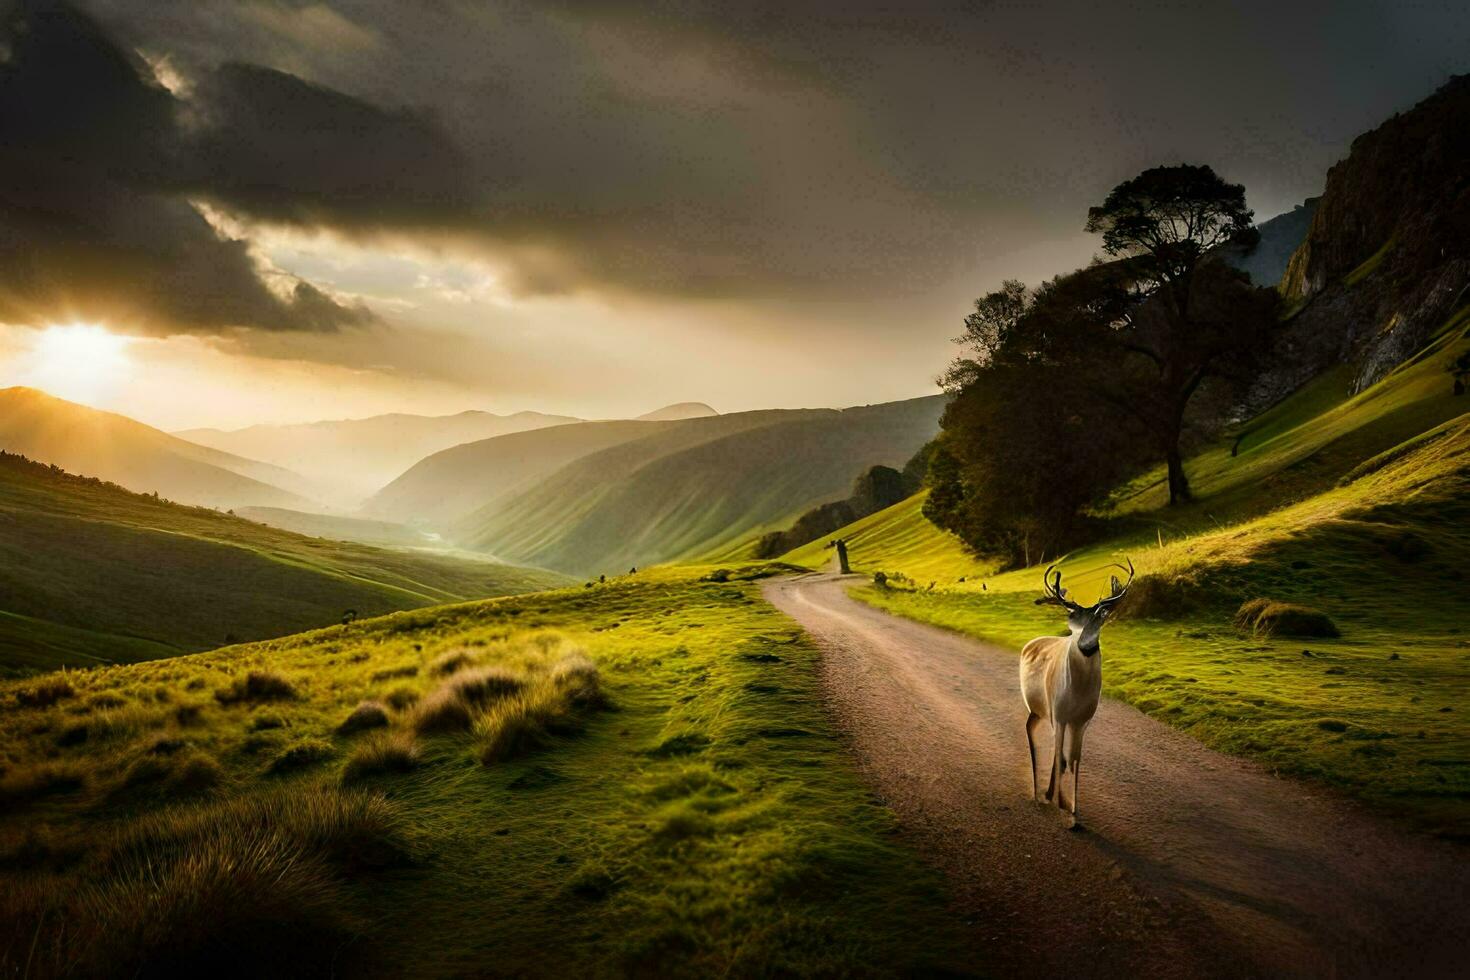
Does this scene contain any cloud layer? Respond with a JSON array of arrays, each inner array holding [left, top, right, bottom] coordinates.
[[4, 0, 1469, 347]]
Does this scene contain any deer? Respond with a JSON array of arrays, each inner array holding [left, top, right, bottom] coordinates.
[[1021, 558, 1133, 828]]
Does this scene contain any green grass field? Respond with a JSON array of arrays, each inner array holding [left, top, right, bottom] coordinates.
[[0, 454, 569, 676], [783, 318, 1470, 836], [0, 568, 962, 977]]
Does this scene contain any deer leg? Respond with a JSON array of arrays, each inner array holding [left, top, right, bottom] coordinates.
[[1025, 713, 1042, 800], [1068, 727, 1086, 828], [1045, 722, 1063, 802]]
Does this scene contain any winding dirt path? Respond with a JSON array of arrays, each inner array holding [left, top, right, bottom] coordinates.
[[763, 572, 1469, 978]]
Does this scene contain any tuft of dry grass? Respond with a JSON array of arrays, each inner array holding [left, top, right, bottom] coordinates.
[[268, 739, 335, 776], [0, 787, 418, 978], [428, 648, 475, 677], [382, 685, 420, 711], [342, 732, 421, 784], [0, 761, 86, 806], [15, 674, 75, 708], [215, 670, 298, 705], [1234, 598, 1341, 638], [409, 687, 475, 734], [337, 700, 390, 735], [475, 656, 608, 765], [444, 666, 523, 705]]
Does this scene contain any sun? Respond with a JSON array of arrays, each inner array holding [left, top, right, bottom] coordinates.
[[25, 323, 133, 404]]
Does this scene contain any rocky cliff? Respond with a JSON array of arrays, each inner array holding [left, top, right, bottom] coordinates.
[[1278, 75, 1470, 393]]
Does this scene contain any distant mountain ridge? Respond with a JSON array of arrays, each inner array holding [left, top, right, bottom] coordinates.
[[178, 408, 581, 505], [637, 402, 718, 421], [455, 396, 947, 575], [1226, 198, 1319, 288], [0, 387, 313, 511]]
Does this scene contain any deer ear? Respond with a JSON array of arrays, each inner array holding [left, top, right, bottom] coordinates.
[[1034, 596, 1060, 606], [1110, 575, 1123, 596]]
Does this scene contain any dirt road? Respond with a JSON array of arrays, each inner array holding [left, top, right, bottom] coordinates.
[[763, 573, 1469, 978]]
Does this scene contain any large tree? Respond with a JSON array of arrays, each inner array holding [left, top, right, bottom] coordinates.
[[1081, 164, 1270, 503]]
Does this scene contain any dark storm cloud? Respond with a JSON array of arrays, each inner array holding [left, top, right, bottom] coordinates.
[[7, 0, 1470, 336], [0, 0, 393, 334]]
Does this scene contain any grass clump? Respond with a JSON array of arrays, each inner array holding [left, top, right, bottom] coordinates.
[[0, 787, 417, 978], [409, 687, 474, 734], [1234, 598, 1341, 638], [268, 739, 335, 776], [15, 674, 74, 707], [475, 656, 608, 764], [342, 732, 421, 784], [216, 670, 298, 705], [337, 700, 390, 735], [428, 648, 475, 676], [382, 685, 420, 711], [0, 761, 86, 806], [445, 666, 524, 705]]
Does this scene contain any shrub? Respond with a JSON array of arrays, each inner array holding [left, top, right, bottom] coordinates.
[[216, 670, 298, 705], [428, 649, 475, 677], [872, 571, 887, 588], [15, 675, 74, 708], [1117, 572, 1207, 620], [268, 739, 335, 775], [337, 700, 390, 735], [342, 732, 421, 784], [1234, 598, 1340, 638]]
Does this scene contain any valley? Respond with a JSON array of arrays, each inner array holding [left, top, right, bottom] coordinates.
[[1, 10, 1467, 976]]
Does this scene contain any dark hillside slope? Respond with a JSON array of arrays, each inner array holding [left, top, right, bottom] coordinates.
[[1277, 75, 1470, 393], [0, 453, 567, 675], [365, 419, 678, 526], [0, 387, 313, 510], [460, 396, 946, 575]]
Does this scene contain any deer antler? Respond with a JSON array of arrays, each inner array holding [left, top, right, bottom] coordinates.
[[1035, 562, 1083, 610], [1096, 557, 1135, 608]]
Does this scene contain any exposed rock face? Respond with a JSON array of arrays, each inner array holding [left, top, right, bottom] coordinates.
[[1277, 75, 1470, 394]]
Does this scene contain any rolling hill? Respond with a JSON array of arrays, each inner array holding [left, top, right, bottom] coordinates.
[[178, 408, 581, 505], [0, 452, 568, 675], [458, 396, 947, 575], [0, 387, 317, 510], [365, 418, 682, 527]]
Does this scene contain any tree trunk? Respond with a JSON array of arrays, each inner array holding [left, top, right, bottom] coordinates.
[[1165, 445, 1191, 504]]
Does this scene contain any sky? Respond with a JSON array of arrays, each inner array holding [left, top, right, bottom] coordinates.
[[1, 0, 1467, 430]]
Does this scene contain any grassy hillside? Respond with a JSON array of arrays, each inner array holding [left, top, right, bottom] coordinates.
[[0, 387, 315, 510], [180, 409, 579, 506], [782, 491, 991, 582], [0, 568, 962, 977], [365, 419, 676, 526], [0, 454, 568, 676], [236, 506, 439, 549], [787, 319, 1470, 835], [461, 397, 947, 576]]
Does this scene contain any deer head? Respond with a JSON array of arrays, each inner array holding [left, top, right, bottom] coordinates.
[[1034, 558, 1134, 656]]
